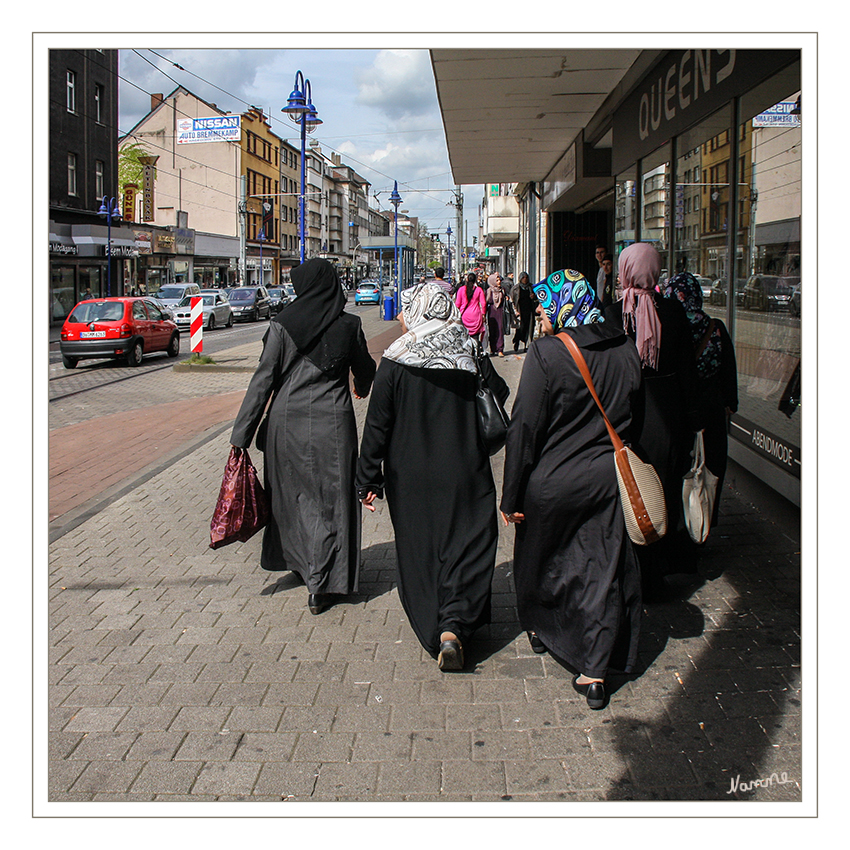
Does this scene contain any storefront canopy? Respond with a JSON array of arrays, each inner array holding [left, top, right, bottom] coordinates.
[[430, 49, 654, 185]]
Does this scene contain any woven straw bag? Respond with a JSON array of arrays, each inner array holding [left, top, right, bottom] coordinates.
[[558, 332, 667, 545]]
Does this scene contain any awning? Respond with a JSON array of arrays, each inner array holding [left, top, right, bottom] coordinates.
[[430, 49, 648, 185]]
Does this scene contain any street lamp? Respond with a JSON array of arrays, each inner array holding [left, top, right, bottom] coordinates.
[[98, 195, 122, 296], [389, 181, 402, 316], [446, 224, 453, 282], [282, 70, 322, 264]]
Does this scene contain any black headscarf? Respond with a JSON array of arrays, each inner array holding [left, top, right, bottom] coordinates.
[[276, 258, 349, 374]]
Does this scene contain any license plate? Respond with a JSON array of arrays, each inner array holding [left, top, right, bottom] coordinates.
[[80, 331, 106, 338]]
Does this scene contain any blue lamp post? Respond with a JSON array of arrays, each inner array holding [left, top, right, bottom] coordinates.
[[389, 181, 402, 316], [282, 71, 322, 264], [446, 224, 453, 283], [98, 195, 122, 296]]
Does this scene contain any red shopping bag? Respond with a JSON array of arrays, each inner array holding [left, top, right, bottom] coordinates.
[[209, 447, 269, 549]]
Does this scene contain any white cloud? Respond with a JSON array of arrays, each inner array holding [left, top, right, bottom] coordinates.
[[355, 50, 438, 122]]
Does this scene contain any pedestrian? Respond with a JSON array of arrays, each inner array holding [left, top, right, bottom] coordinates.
[[603, 243, 702, 599], [500, 269, 642, 710], [433, 266, 452, 295], [83, 287, 95, 300], [594, 243, 607, 300], [511, 271, 536, 352], [663, 271, 738, 529], [485, 273, 507, 356], [357, 282, 509, 671], [455, 271, 487, 347], [599, 255, 616, 308], [230, 258, 376, 615]]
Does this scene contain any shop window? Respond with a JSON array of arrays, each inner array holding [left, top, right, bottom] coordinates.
[[729, 84, 802, 475]]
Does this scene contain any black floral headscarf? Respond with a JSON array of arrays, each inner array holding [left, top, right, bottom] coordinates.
[[663, 272, 723, 379]]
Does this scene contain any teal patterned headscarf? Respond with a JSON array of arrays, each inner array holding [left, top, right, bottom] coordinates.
[[533, 269, 604, 331]]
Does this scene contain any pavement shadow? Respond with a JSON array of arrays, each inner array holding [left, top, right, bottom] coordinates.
[[600, 492, 802, 801]]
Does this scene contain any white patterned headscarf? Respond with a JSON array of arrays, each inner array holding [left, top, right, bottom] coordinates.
[[383, 282, 477, 373]]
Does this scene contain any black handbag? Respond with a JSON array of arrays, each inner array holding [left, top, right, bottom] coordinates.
[[475, 354, 510, 456]]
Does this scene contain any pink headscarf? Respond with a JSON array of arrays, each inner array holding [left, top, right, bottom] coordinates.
[[619, 243, 663, 370]]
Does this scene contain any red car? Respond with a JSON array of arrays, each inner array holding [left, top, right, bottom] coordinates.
[[59, 297, 180, 369]]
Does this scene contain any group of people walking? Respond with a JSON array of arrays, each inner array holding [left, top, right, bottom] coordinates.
[[230, 246, 737, 709], [447, 267, 538, 357]]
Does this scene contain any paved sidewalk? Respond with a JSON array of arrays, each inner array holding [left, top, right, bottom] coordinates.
[[45, 319, 803, 806]]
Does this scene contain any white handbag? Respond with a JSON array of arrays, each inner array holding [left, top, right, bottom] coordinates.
[[682, 430, 719, 544]]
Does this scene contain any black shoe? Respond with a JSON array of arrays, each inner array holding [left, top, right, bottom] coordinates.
[[308, 593, 328, 615], [572, 675, 606, 710], [527, 631, 546, 654], [437, 639, 464, 671]]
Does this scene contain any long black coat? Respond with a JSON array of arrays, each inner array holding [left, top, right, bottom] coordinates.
[[356, 357, 508, 657], [500, 324, 643, 679], [230, 315, 375, 593], [605, 294, 702, 578], [695, 317, 738, 526]]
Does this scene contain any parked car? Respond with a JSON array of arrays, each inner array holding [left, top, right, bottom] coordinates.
[[150, 283, 202, 311], [227, 285, 272, 321], [789, 282, 801, 318], [709, 279, 729, 307], [742, 275, 798, 312], [172, 291, 234, 331], [59, 297, 180, 369], [268, 286, 296, 314], [354, 280, 382, 305], [695, 275, 714, 299]]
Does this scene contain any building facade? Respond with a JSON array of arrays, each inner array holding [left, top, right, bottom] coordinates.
[[49, 48, 126, 324], [433, 47, 805, 507]]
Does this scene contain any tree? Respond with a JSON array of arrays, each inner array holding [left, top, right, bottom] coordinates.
[[118, 141, 155, 191]]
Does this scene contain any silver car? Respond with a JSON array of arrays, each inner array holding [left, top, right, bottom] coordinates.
[[172, 291, 234, 331]]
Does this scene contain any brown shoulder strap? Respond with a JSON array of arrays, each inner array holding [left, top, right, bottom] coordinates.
[[556, 332, 625, 453]]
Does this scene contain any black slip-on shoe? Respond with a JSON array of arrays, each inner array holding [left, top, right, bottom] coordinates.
[[572, 675, 606, 710], [527, 631, 546, 654], [437, 639, 464, 671], [308, 593, 329, 615]]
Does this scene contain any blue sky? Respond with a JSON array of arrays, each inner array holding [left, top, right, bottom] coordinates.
[[118, 47, 478, 240]]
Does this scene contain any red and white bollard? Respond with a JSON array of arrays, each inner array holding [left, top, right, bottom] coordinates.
[[190, 296, 203, 354]]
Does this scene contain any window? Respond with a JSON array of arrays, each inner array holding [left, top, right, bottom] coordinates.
[[66, 70, 76, 112], [67, 153, 77, 196], [94, 84, 104, 123], [95, 160, 104, 200]]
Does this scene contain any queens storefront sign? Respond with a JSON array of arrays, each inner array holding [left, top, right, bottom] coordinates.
[[612, 49, 799, 175]]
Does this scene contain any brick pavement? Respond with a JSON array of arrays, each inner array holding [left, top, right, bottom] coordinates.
[[44, 313, 804, 806]]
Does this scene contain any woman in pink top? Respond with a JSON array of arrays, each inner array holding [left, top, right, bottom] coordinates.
[[455, 272, 487, 343]]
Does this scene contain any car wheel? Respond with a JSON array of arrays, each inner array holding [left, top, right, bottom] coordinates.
[[226, 312, 233, 328], [126, 339, 144, 367], [62, 354, 78, 369], [208, 314, 216, 331], [167, 333, 180, 358]]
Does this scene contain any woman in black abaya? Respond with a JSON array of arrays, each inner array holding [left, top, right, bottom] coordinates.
[[230, 258, 375, 614], [604, 244, 702, 597], [356, 282, 509, 671], [501, 270, 643, 710]]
